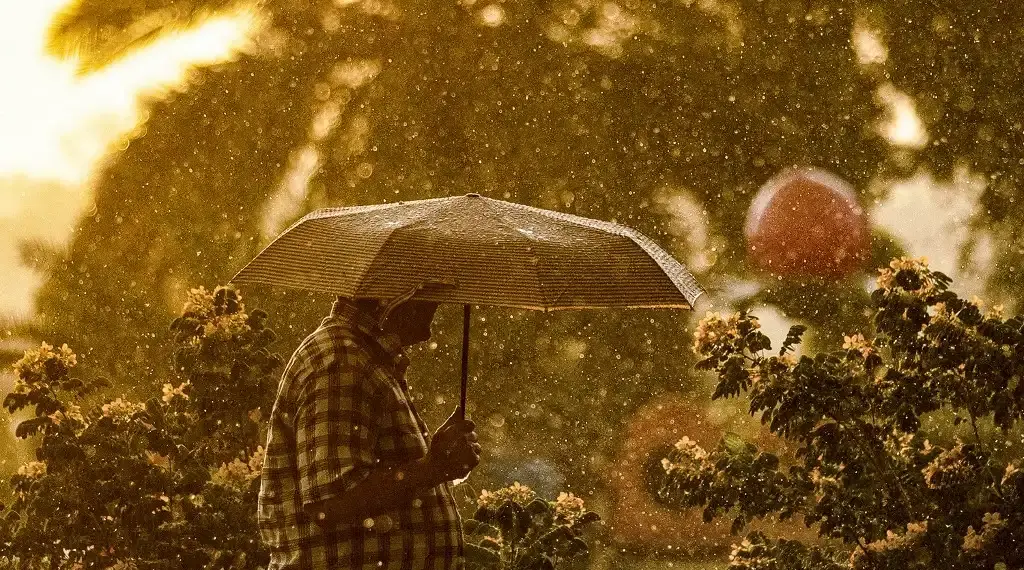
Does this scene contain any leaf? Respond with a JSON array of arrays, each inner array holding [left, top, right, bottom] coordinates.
[[473, 506, 492, 524], [730, 514, 746, 535], [722, 432, 749, 455], [779, 325, 807, 355], [464, 543, 500, 567], [695, 356, 720, 371], [537, 525, 574, 548], [564, 537, 588, 557], [3, 392, 30, 413], [745, 331, 772, 353], [15, 417, 50, 439], [525, 498, 550, 516], [496, 501, 520, 538]]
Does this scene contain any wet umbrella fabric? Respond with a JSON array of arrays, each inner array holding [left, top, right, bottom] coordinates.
[[231, 193, 705, 417]]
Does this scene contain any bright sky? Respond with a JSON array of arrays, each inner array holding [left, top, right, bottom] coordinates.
[[0, 0, 253, 316]]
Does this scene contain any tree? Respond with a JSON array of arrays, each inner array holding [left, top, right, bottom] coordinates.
[[659, 257, 1024, 569], [1, 286, 279, 568]]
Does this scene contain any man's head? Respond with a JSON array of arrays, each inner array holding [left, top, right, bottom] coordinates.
[[379, 299, 440, 346]]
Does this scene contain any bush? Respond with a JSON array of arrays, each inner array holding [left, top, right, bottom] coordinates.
[[0, 286, 280, 569], [0, 287, 596, 570], [464, 483, 600, 570], [659, 258, 1024, 569]]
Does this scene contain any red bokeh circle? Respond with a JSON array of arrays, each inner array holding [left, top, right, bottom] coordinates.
[[745, 168, 870, 279], [606, 393, 733, 554]]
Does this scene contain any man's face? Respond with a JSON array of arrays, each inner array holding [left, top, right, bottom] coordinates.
[[381, 300, 440, 346]]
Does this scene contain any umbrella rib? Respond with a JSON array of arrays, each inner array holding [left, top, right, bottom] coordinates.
[[351, 203, 449, 299], [478, 198, 552, 310], [497, 200, 706, 307]]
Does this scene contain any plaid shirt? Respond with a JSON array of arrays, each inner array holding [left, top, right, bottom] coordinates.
[[258, 298, 463, 569]]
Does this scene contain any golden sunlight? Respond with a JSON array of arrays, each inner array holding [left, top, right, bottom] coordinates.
[[0, 0, 254, 316]]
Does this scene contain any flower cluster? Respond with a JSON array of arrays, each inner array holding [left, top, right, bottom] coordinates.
[[841, 332, 874, 359], [921, 444, 975, 490], [182, 286, 217, 318], [181, 286, 251, 343], [850, 521, 929, 567], [202, 311, 250, 341], [48, 399, 86, 425], [101, 398, 146, 424], [880, 429, 918, 459], [962, 512, 1006, 552], [553, 492, 586, 525], [210, 447, 265, 492], [660, 436, 710, 473], [728, 536, 774, 568], [875, 256, 935, 295], [161, 381, 190, 403], [692, 311, 753, 355], [477, 481, 536, 509], [11, 341, 78, 382], [16, 461, 47, 479]]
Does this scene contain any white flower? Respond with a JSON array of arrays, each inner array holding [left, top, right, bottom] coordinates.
[[101, 398, 145, 424], [553, 492, 586, 525], [210, 447, 264, 492], [182, 286, 216, 317], [477, 482, 536, 508], [875, 256, 933, 295], [17, 460, 47, 479], [692, 311, 749, 354], [48, 403, 85, 428], [12, 342, 78, 377], [161, 382, 191, 403]]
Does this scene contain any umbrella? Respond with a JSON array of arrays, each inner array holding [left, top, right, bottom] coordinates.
[[231, 193, 706, 418]]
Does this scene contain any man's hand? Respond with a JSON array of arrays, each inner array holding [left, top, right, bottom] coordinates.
[[427, 408, 481, 483]]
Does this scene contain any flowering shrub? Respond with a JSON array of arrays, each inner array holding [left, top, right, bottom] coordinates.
[[465, 483, 600, 570], [0, 286, 281, 569], [660, 257, 1024, 569]]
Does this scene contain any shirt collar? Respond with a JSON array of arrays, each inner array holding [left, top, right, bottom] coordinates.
[[329, 297, 407, 366]]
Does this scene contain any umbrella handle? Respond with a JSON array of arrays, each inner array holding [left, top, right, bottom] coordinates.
[[459, 304, 470, 421]]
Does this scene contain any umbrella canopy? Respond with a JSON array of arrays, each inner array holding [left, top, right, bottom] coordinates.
[[231, 193, 706, 418], [231, 193, 704, 310]]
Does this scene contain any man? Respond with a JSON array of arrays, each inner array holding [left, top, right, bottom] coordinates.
[[258, 294, 481, 569]]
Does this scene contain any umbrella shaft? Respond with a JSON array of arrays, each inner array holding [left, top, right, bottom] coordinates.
[[460, 304, 470, 420]]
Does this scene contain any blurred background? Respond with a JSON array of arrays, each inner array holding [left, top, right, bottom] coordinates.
[[0, 0, 1020, 567]]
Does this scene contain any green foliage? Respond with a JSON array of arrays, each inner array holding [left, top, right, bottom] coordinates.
[[0, 286, 279, 569], [661, 258, 1024, 569], [465, 483, 601, 570]]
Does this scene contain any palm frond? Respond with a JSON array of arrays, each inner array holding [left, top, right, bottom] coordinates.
[[46, 0, 251, 74]]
